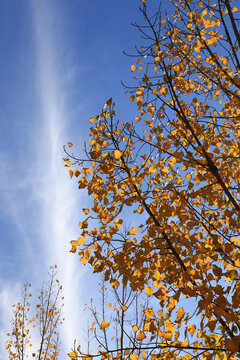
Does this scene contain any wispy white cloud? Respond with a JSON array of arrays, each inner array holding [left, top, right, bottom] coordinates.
[[30, 0, 87, 352], [0, 1, 91, 357]]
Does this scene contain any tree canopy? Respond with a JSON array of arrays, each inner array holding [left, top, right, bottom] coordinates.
[[65, 0, 240, 358]]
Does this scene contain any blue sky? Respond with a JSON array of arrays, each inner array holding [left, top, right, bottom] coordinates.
[[0, 0, 166, 358]]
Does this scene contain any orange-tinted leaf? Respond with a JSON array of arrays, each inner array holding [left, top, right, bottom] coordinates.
[[77, 237, 85, 245], [144, 287, 153, 296], [106, 98, 112, 106], [132, 325, 139, 332], [128, 227, 138, 235], [100, 321, 110, 330], [130, 355, 139, 360], [187, 325, 196, 336], [65, 161, 72, 167], [110, 278, 120, 288], [136, 331, 146, 340], [70, 240, 77, 253], [113, 150, 122, 160], [68, 352, 78, 360], [144, 308, 155, 319]]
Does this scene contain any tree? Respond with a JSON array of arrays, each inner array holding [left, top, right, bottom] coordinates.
[[69, 234, 163, 360], [65, 0, 240, 358], [6, 266, 64, 360], [69, 276, 152, 360]]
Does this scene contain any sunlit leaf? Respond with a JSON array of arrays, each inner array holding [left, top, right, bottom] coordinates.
[[132, 325, 139, 332], [68, 352, 78, 360], [128, 227, 138, 235], [136, 331, 146, 340], [130, 354, 139, 360], [113, 150, 122, 160], [100, 321, 110, 330], [144, 287, 153, 296]]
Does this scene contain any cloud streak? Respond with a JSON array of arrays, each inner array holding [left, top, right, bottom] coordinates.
[[0, 2, 90, 357], [30, 0, 86, 352]]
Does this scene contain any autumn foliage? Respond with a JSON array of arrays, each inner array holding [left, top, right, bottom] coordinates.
[[6, 267, 64, 360], [69, 276, 157, 360], [65, 0, 240, 359]]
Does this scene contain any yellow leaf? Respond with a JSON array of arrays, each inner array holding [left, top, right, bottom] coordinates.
[[65, 161, 72, 167], [68, 351, 78, 360], [143, 322, 150, 331], [131, 65, 137, 72], [67, 142, 73, 147], [232, 236, 240, 245], [162, 167, 169, 174], [144, 287, 153, 296], [162, 332, 172, 341], [130, 355, 139, 360], [129, 227, 138, 235], [74, 169, 80, 177], [91, 228, 98, 235], [114, 218, 123, 227], [132, 325, 139, 331], [166, 322, 175, 333], [77, 237, 85, 245], [146, 134, 152, 141], [83, 208, 89, 215], [110, 278, 120, 288], [113, 150, 122, 160], [89, 117, 95, 123], [232, 7, 238, 13], [159, 87, 168, 95], [144, 308, 155, 319], [100, 321, 110, 330], [135, 116, 141, 123], [70, 240, 77, 253], [187, 325, 196, 336], [175, 307, 185, 323], [136, 331, 146, 340], [137, 205, 144, 214], [153, 271, 161, 280], [222, 57, 228, 65]]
